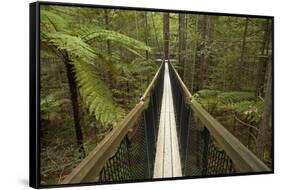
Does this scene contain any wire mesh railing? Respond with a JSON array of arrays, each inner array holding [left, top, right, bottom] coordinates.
[[168, 61, 270, 176], [169, 66, 234, 176], [61, 62, 164, 184], [98, 64, 164, 182], [62, 59, 269, 185]]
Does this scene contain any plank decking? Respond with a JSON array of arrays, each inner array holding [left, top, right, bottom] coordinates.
[[153, 61, 182, 178]]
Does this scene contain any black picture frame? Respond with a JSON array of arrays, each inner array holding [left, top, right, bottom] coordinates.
[[30, 1, 274, 189]]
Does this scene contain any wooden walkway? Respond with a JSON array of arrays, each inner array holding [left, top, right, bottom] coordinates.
[[153, 61, 182, 178]]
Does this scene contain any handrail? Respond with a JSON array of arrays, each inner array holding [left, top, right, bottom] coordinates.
[[168, 62, 270, 172], [62, 62, 164, 184]]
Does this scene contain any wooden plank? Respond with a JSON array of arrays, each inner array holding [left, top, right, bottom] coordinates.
[[154, 62, 182, 178], [169, 62, 270, 172], [153, 109, 165, 177], [166, 63, 182, 177], [153, 65, 168, 177], [170, 104, 182, 177]]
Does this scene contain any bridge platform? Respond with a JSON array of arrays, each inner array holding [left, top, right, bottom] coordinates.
[[153, 62, 182, 178]]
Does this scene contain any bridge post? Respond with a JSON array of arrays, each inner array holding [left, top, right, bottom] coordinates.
[[202, 127, 210, 175], [143, 108, 154, 178]]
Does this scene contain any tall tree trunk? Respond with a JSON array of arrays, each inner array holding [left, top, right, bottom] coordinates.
[[178, 14, 188, 82], [163, 13, 170, 60], [64, 53, 86, 159], [204, 16, 214, 87], [183, 16, 189, 85], [256, 62, 272, 161], [104, 9, 111, 55], [199, 15, 207, 89], [151, 13, 161, 54], [190, 15, 199, 93], [237, 18, 249, 89], [194, 15, 207, 91], [135, 13, 139, 40], [256, 19, 270, 97], [144, 12, 149, 60]]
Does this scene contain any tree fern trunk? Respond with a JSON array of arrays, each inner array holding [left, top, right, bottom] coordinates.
[[64, 53, 86, 159]]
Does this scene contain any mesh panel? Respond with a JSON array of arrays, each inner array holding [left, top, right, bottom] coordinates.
[[99, 137, 132, 182], [168, 62, 235, 177], [129, 121, 148, 179], [97, 64, 164, 182], [184, 111, 204, 176], [207, 142, 235, 175]]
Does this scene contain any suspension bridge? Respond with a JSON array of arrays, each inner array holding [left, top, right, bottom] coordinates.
[[61, 60, 270, 184]]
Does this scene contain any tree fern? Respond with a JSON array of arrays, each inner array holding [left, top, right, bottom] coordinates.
[[41, 9, 153, 127], [74, 59, 125, 126]]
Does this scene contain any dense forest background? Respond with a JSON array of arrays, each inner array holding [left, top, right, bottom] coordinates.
[[40, 5, 272, 185]]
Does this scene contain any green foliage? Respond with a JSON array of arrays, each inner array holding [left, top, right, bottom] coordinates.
[[41, 94, 65, 121], [193, 90, 220, 112], [194, 89, 262, 124], [231, 100, 263, 123], [82, 29, 151, 57], [120, 58, 156, 75], [41, 9, 153, 127], [193, 89, 220, 99], [218, 91, 255, 104], [47, 32, 97, 62], [74, 61, 125, 126], [41, 10, 68, 32]]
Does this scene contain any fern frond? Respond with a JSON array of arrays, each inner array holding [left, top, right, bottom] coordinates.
[[231, 100, 263, 123], [218, 91, 255, 104], [193, 89, 221, 99], [82, 29, 151, 55], [119, 59, 155, 76], [46, 32, 121, 77], [41, 10, 67, 33], [74, 60, 125, 126], [47, 32, 97, 63]]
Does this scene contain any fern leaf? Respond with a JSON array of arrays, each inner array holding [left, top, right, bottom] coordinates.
[[218, 91, 255, 104], [74, 60, 125, 126], [46, 33, 97, 62], [82, 29, 151, 54], [41, 10, 67, 32]]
